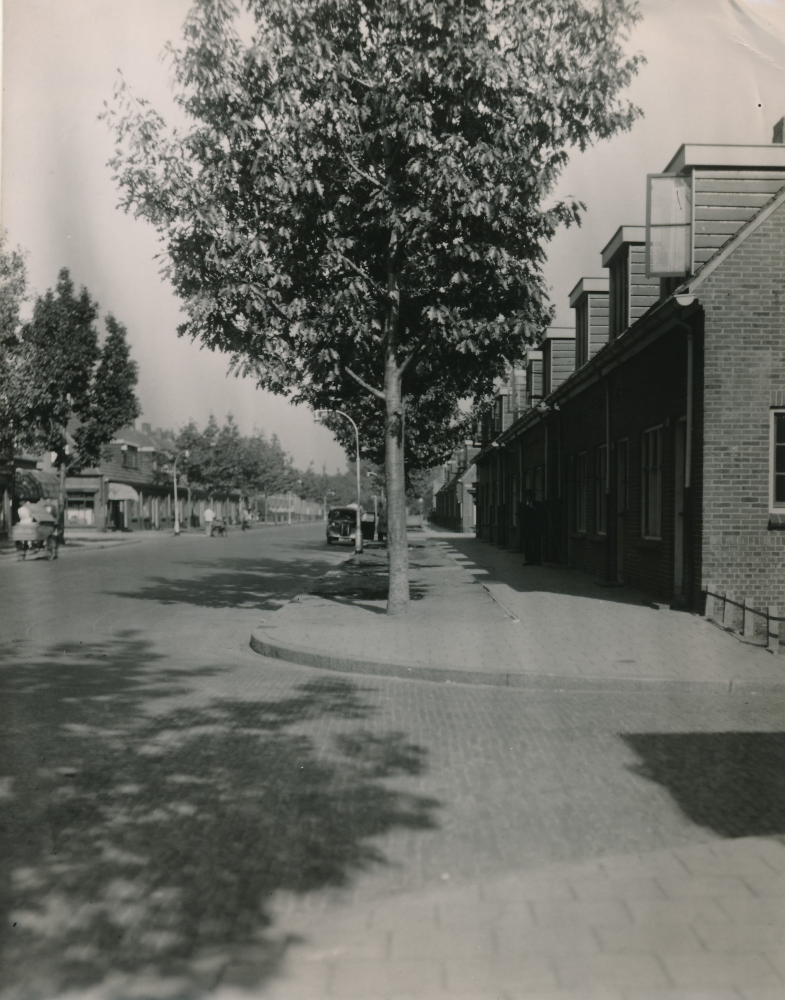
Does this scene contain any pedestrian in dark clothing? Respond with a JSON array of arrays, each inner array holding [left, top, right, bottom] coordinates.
[[521, 490, 547, 565]]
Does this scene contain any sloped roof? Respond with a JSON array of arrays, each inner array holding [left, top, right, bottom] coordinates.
[[679, 182, 785, 295], [112, 426, 161, 450]]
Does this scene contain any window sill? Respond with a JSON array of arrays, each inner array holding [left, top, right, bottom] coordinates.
[[636, 537, 662, 549], [588, 533, 607, 543]]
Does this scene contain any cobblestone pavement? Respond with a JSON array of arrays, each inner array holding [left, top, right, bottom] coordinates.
[[2, 524, 785, 998]]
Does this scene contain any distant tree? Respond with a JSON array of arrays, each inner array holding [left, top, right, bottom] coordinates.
[[11, 269, 141, 536], [174, 417, 296, 518], [0, 234, 29, 460], [74, 316, 142, 466], [106, 0, 642, 611]]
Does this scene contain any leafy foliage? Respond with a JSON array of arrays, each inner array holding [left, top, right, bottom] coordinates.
[[173, 414, 296, 497], [10, 269, 141, 472], [0, 234, 29, 455], [105, 0, 643, 609]]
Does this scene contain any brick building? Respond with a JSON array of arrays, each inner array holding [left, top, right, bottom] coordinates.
[[473, 131, 785, 616], [53, 422, 242, 531]]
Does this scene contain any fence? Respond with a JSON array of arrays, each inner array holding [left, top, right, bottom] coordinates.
[[703, 584, 783, 654]]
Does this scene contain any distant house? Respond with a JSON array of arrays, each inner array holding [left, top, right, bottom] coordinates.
[[434, 442, 479, 533], [53, 422, 242, 531]]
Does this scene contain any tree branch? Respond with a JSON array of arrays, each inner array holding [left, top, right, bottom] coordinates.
[[335, 134, 386, 191], [399, 328, 430, 374], [345, 365, 386, 400], [333, 251, 386, 298]]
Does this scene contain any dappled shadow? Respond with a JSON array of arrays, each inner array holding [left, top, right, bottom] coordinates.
[[108, 554, 342, 612], [622, 732, 785, 838], [0, 632, 439, 998], [442, 537, 650, 608]]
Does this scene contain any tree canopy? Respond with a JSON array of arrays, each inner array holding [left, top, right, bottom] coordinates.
[[174, 414, 296, 497], [105, 0, 642, 611], [11, 269, 141, 471]]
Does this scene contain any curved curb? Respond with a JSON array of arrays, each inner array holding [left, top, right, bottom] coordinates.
[[249, 628, 785, 694]]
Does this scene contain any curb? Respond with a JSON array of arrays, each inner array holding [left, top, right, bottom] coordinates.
[[249, 626, 785, 694]]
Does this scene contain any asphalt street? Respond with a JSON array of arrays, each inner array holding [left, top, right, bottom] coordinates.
[[1, 523, 784, 999]]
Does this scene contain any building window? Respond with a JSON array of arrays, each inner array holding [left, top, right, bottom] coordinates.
[[534, 466, 544, 503], [608, 252, 629, 340], [595, 445, 608, 534], [773, 411, 785, 507], [575, 304, 588, 367], [617, 439, 629, 514], [575, 453, 587, 532], [641, 426, 662, 538], [122, 446, 138, 469], [67, 497, 94, 526]]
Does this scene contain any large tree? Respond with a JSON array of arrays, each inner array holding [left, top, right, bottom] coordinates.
[[105, 0, 642, 612], [175, 415, 295, 511], [11, 269, 141, 535], [0, 234, 29, 460]]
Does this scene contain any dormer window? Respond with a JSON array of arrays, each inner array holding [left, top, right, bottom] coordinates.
[[526, 350, 543, 409], [569, 278, 609, 368], [602, 227, 660, 340], [541, 328, 576, 393]]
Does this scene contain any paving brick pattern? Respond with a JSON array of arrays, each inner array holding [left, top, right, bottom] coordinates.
[[3, 524, 785, 998], [257, 530, 785, 688]]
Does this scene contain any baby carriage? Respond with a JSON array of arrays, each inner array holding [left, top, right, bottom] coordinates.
[[13, 504, 58, 561]]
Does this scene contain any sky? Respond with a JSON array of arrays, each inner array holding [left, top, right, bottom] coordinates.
[[2, 0, 785, 469]]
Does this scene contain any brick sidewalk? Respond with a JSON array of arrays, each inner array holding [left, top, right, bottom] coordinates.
[[251, 530, 785, 690], [263, 836, 785, 999], [243, 531, 785, 998]]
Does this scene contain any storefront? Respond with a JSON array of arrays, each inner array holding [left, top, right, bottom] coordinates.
[[106, 482, 140, 531]]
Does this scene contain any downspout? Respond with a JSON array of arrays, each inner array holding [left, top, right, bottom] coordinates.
[[675, 295, 697, 603]]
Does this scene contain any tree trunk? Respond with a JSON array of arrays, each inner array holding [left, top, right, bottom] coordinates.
[[385, 349, 409, 615]]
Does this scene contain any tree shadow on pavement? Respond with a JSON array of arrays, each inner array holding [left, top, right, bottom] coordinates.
[[443, 537, 651, 607], [622, 732, 785, 838], [107, 555, 343, 612], [0, 632, 439, 999]]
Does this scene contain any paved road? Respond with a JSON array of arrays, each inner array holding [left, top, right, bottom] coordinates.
[[1, 524, 784, 998]]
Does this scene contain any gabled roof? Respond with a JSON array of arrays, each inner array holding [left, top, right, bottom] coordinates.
[[112, 426, 163, 451], [678, 182, 785, 295]]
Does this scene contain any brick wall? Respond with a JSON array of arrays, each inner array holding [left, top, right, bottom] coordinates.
[[699, 198, 785, 612]]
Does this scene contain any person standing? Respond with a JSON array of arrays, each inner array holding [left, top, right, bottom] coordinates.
[[203, 505, 215, 536]]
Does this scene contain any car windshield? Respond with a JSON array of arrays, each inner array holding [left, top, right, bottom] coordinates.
[[328, 508, 355, 521]]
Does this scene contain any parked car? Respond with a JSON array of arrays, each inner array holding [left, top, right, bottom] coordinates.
[[326, 506, 385, 545]]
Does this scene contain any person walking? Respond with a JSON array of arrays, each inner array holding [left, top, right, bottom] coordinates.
[[203, 506, 215, 536]]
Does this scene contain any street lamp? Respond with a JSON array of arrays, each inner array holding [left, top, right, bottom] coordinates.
[[315, 409, 363, 554], [173, 449, 189, 536]]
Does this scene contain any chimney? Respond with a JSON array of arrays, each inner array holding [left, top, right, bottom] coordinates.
[[142, 422, 152, 434], [773, 117, 785, 144]]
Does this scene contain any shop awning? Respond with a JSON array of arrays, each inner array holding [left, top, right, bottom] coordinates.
[[108, 482, 139, 502], [13, 469, 60, 500]]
